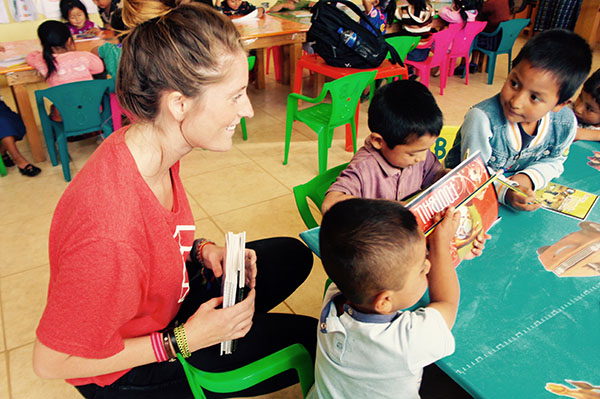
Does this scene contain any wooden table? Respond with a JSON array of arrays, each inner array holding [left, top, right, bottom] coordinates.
[[1, 36, 112, 163], [299, 140, 600, 398], [235, 14, 309, 89]]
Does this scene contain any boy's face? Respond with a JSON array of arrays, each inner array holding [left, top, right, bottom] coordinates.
[[388, 238, 430, 312], [227, 0, 243, 9], [371, 133, 437, 169], [500, 59, 567, 126], [573, 90, 600, 126]]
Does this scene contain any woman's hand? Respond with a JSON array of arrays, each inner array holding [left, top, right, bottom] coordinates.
[[245, 248, 257, 289], [85, 26, 101, 35], [201, 245, 257, 289], [185, 289, 256, 351]]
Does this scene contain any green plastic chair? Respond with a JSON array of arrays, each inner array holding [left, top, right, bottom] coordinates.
[[385, 35, 420, 62], [0, 154, 6, 177], [240, 55, 256, 141], [177, 343, 314, 399], [284, 70, 377, 174], [472, 18, 530, 85], [35, 79, 113, 182], [293, 162, 349, 229]]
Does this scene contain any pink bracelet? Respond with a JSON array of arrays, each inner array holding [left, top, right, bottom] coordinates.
[[151, 332, 168, 362]]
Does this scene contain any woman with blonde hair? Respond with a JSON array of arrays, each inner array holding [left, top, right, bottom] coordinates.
[[32, 1, 317, 397]]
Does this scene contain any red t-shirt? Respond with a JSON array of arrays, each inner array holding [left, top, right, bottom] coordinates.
[[37, 127, 195, 386]]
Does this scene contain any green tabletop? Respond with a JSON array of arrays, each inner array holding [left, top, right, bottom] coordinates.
[[299, 140, 600, 398]]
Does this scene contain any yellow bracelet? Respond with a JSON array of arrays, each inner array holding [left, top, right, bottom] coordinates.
[[174, 325, 191, 358]]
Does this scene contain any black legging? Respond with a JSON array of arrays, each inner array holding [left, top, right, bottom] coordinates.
[[76, 237, 317, 399]]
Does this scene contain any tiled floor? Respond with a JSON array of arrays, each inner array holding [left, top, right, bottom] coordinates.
[[0, 37, 598, 399]]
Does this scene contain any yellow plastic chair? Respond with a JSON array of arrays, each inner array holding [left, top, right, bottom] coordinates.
[[431, 125, 459, 165], [177, 343, 314, 399]]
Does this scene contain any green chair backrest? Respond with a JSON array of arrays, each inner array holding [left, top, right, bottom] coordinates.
[[324, 70, 377, 128], [385, 35, 420, 62], [248, 55, 256, 71], [177, 343, 314, 399], [495, 18, 530, 54], [35, 79, 113, 136], [293, 163, 349, 229]]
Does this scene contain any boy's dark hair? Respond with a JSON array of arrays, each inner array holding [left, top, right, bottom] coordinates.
[[368, 80, 443, 148], [110, 8, 126, 42], [406, 0, 428, 15], [453, 0, 482, 26], [512, 29, 592, 105], [37, 20, 72, 79], [320, 198, 423, 305], [59, 0, 89, 22], [583, 68, 600, 110]]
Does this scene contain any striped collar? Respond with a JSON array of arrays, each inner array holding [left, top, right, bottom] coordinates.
[[506, 113, 550, 152]]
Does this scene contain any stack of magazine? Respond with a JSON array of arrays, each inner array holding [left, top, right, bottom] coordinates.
[[220, 231, 247, 355]]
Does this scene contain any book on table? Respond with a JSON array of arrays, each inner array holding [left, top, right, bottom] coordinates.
[[220, 231, 247, 355], [535, 182, 598, 221], [405, 151, 500, 267]]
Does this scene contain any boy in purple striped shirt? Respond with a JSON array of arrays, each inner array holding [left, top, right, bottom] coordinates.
[[322, 80, 487, 258]]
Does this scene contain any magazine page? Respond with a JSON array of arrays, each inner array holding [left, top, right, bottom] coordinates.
[[220, 231, 246, 355], [535, 182, 598, 221], [406, 151, 499, 266]]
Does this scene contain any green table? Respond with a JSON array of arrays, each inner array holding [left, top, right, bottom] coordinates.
[[299, 140, 600, 398]]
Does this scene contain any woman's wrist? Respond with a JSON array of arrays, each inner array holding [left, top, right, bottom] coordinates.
[[191, 238, 215, 267]]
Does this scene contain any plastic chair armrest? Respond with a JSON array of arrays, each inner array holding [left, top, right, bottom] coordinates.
[[288, 91, 328, 104]]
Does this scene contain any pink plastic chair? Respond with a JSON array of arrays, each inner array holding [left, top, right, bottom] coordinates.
[[405, 24, 461, 95], [447, 21, 487, 86]]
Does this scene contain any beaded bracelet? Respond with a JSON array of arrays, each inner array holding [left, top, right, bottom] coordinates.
[[151, 331, 168, 362], [174, 324, 192, 358], [190, 238, 215, 267]]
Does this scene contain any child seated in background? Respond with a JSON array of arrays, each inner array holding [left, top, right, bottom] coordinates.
[[438, 0, 481, 25], [60, 0, 100, 35], [93, 0, 119, 29], [26, 20, 104, 87], [221, 0, 265, 16], [268, 0, 315, 12], [445, 29, 592, 211], [395, 0, 436, 62], [93, 8, 125, 78], [310, 198, 460, 399], [573, 68, 600, 142], [361, 0, 396, 35]]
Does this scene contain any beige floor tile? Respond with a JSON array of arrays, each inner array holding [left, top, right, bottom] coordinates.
[[194, 217, 227, 247], [0, 214, 53, 277], [211, 194, 307, 242], [187, 191, 208, 220], [0, 305, 5, 352], [180, 145, 253, 179], [8, 344, 82, 399], [183, 162, 290, 216], [284, 256, 327, 320], [1, 266, 49, 350], [0, 352, 9, 399]]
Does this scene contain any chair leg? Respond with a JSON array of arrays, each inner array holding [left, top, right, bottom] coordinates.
[[350, 121, 358, 154], [110, 93, 122, 132], [0, 154, 6, 177], [283, 111, 294, 166], [241, 117, 248, 140], [56, 134, 72, 182], [317, 130, 330, 174], [44, 126, 59, 166], [421, 68, 430, 88], [465, 57, 470, 86], [487, 54, 497, 85]]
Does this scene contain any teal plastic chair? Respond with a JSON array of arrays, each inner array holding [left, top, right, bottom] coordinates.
[[177, 343, 314, 399], [293, 162, 349, 229], [240, 55, 256, 141], [284, 70, 377, 174], [35, 79, 113, 182], [0, 153, 6, 177], [472, 18, 530, 85]]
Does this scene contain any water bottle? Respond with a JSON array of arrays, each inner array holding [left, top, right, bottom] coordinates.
[[337, 27, 375, 59]]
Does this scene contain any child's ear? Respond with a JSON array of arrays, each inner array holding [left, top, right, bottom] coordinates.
[[370, 133, 385, 150], [373, 290, 394, 314], [552, 99, 572, 113]]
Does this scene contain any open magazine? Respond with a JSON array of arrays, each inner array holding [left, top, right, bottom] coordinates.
[[405, 151, 500, 267], [220, 231, 247, 355], [535, 182, 598, 221]]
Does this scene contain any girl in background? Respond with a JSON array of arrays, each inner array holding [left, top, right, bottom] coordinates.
[[438, 0, 482, 25], [60, 0, 100, 35], [26, 20, 104, 87], [396, 0, 436, 62], [361, 0, 396, 35]]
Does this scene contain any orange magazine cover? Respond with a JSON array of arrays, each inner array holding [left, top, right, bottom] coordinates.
[[406, 151, 500, 267]]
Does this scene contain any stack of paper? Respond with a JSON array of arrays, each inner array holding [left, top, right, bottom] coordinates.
[[220, 231, 246, 355]]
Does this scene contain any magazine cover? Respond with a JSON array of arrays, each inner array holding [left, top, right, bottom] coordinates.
[[535, 182, 598, 221], [406, 151, 499, 267]]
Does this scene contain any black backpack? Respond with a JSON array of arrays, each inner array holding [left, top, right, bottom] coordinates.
[[307, 0, 402, 69]]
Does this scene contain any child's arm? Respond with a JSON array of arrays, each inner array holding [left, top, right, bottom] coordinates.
[[576, 126, 600, 141], [269, 0, 294, 12], [322, 191, 355, 214], [426, 207, 460, 328]]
